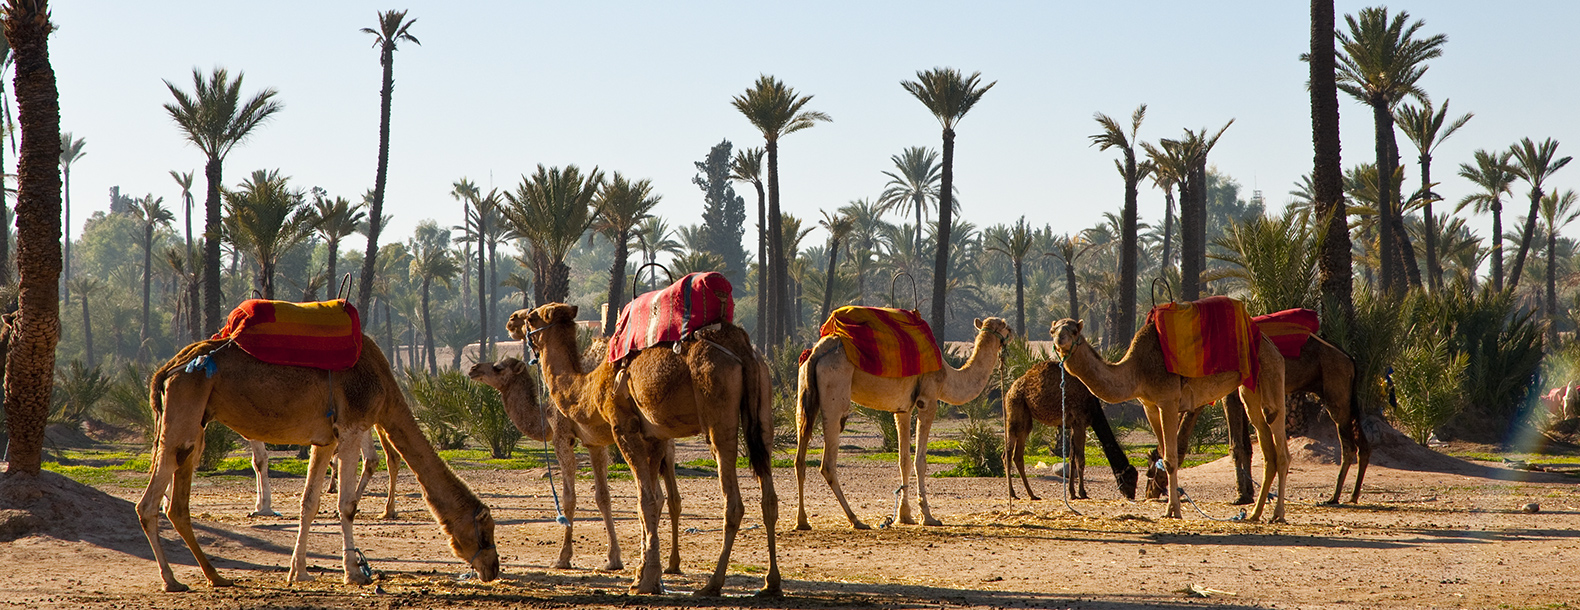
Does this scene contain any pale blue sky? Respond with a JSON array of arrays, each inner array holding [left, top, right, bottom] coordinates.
[[45, 1, 1580, 259]]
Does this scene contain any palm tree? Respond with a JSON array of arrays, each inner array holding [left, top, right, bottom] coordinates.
[[3, 0, 64, 475], [500, 164, 602, 304], [1046, 235, 1094, 323], [408, 221, 457, 374], [986, 216, 1033, 335], [1145, 140, 1187, 274], [478, 189, 507, 353], [817, 210, 854, 323], [1210, 210, 1321, 314], [901, 67, 994, 339], [356, 10, 420, 311], [0, 35, 12, 286], [57, 131, 83, 303], [1336, 6, 1445, 295], [450, 179, 478, 313], [130, 195, 174, 362], [223, 169, 312, 300], [732, 75, 830, 345], [729, 147, 767, 341], [307, 193, 365, 298], [501, 272, 532, 311], [1160, 122, 1233, 301], [68, 276, 103, 368], [163, 67, 282, 334], [1394, 99, 1470, 292], [1540, 189, 1579, 339], [877, 146, 941, 255], [1456, 149, 1517, 291], [1090, 104, 1150, 342], [1506, 137, 1572, 291], [594, 172, 660, 335], [838, 198, 887, 304], [1309, 0, 1352, 325], [163, 246, 200, 343]]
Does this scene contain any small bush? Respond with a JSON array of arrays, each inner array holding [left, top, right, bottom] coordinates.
[[51, 360, 112, 428], [856, 406, 900, 452], [411, 369, 519, 456], [199, 423, 240, 471], [403, 369, 470, 450], [936, 418, 1003, 477], [1391, 334, 1468, 445], [97, 363, 157, 446]]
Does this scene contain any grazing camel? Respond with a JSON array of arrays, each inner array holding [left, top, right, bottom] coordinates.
[[468, 357, 685, 573], [1147, 334, 1370, 505], [796, 316, 1013, 529], [138, 337, 499, 592], [1050, 318, 1289, 522], [1003, 360, 1139, 501], [246, 431, 401, 519], [509, 304, 779, 596]]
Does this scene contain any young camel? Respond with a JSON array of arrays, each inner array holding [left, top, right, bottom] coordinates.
[[245, 431, 400, 519], [138, 337, 499, 592], [796, 317, 1013, 529], [509, 304, 780, 596], [1003, 360, 1139, 501], [1050, 318, 1290, 523], [468, 357, 685, 573], [1147, 334, 1370, 505]]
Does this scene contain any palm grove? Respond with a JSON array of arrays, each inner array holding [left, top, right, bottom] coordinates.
[[4, 4, 1578, 479]]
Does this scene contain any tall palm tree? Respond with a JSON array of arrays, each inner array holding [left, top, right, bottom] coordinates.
[[478, 189, 506, 353], [307, 194, 365, 298], [1046, 234, 1093, 322], [732, 75, 830, 345], [729, 146, 767, 341], [1540, 189, 1579, 339], [356, 10, 419, 311], [1309, 0, 1352, 325], [838, 197, 886, 303], [408, 221, 457, 374], [163, 67, 282, 333], [632, 215, 682, 292], [163, 245, 201, 343], [1456, 149, 1517, 291], [1505, 137, 1572, 291], [1336, 6, 1445, 295], [57, 131, 82, 301], [986, 216, 1033, 336], [500, 164, 602, 304], [877, 146, 941, 255], [594, 172, 660, 335], [817, 210, 853, 323], [3, 0, 64, 476], [131, 195, 174, 362], [1090, 104, 1150, 342], [168, 169, 198, 338], [1394, 99, 1470, 292], [1160, 122, 1233, 301], [1145, 141, 1187, 273], [901, 67, 994, 339], [223, 169, 311, 300], [68, 276, 103, 368], [450, 178, 478, 312]]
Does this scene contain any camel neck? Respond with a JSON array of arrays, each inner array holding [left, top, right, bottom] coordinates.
[[378, 396, 484, 535], [1063, 341, 1139, 404], [536, 328, 588, 408], [939, 330, 1002, 404]]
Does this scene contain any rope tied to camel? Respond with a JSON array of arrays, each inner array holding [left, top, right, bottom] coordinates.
[[519, 321, 572, 527]]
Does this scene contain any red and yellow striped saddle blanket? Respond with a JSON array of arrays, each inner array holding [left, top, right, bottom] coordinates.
[[1148, 295, 1261, 391], [608, 272, 735, 362], [1253, 308, 1320, 360], [818, 306, 943, 379], [213, 299, 363, 370]]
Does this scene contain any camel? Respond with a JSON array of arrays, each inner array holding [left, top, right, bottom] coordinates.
[[246, 431, 401, 519], [1050, 318, 1290, 523], [137, 337, 499, 592], [1003, 360, 1139, 501], [468, 356, 685, 573], [796, 316, 1012, 529], [508, 303, 779, 596], [1146, 334, 1370, 505]]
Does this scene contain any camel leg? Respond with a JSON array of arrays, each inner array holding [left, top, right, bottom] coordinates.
[[895, 408, 916, 525], [353, 431, 379, 502], [1222, 396, 1256, 505], [661, 442, 682, 575], [249, 440, 278, 517], [794, 402, 815, 530], [377, 428, 399, 519], [287, 443, 336, 583], [1349, 414, 1372, 504], [166, 430, 234, 588], [1241, 387, 1290, 523], [614, 428, 666, 595], [1006, 413, 1040, 501], [550, 430, 579, 570], [590, 443, 625, 572], [1146, 400, 1184, 519], [696, 424, 745, 597], [335, 437, 373, 586], [138, 438, 189, 592], [912, 401, 942, 526], [1069, 425, 1088, 500], [816, 389, 868, 530]]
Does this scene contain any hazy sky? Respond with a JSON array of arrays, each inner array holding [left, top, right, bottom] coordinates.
[[43, 1, 1580, 260]]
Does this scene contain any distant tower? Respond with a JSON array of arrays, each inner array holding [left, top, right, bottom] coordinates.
[[1251, 189, 1265, 208]]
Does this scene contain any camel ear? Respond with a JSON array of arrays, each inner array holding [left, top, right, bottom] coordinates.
[[1076, 319, 1084, 334], [974, 318, 983, 330], [567, 305, 580, 320]]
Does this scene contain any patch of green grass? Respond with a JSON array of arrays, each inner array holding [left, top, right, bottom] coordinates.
[[683, 457, 799, 470], [41, 463, 126, 486], [730, 562, 766, 574]]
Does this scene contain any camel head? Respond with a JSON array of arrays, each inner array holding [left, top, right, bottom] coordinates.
[[973, 317, 1013, 346], [510, 304, 580, 364], [446, 502, 500, 582], [1049, 318, 1086, 360], [467, 357, 530, 392]]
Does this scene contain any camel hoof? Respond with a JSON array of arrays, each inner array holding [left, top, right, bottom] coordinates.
[[629, 583, 662, 596], [795, 521, 811, 531], [209, 575, 234, 588], [345, 572, 373, 586], [663, 566, 681, 575], [898, 516, 916, 526], [757, 583, 784, 598], [1028, 494, 1041, 502], [290, 570, 316, 583], [380, 511, 398, 520], [552, 559, 573, 570], [923, 517, 943, 527], [1232, 496, 1255, 506], [851, 521, 871, 530], [607, 561, 627, 572], [1271, 516, 1287, 525], [248, 510, 281, 518], [163, 581, 190, 593]]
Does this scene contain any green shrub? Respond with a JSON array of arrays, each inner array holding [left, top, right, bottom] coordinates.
[[403, 369, 470, 450], [1391, 334, 1468, 445], [97, 363, 157, 446], [1406, 285, 1544, 441], [409, 369, 519, 457], [51, 360, 112, 428], [856, 406, 899, 452], [936, 418, 1003, 477], [199, 423, 240, 471]]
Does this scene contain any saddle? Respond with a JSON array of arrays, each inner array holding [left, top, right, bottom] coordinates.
[[818, 306, 943, 379], [607, 272, 735, 363], [212, 299, 363, 371], [1253, 308, 1320, 360], [1147, 295, 1261, 390]]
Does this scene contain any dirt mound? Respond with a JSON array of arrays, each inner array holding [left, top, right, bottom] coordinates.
[[0, 468, 146, 552]]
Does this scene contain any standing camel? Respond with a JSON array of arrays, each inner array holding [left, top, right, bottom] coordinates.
[[1050, 318, 1290, 522], [1004, 359, 1139, 501], [1147, 334, 1369, 505], [468, 357, 685, 573], [508, 304, 780, 596], [796, 316, 1013, 529], [138, 337, 498, 592], [245, 431, 400, 519]]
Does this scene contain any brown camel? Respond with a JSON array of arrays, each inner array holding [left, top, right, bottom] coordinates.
[[796, 317, 1012, 529], [509, 304, 779, 596], [1004, 360, 1139, 501], [137, 337, 499, 592], [246, 431, 401, 519], [468, 356, 685, 573], [1050, 318, 1290, 522], [1146, 334, 1370, 505]]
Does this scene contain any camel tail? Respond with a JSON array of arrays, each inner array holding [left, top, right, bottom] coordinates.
[[742, 350, 772, 480], [797, 346, 823, 453], [145, 339, 226, 473]]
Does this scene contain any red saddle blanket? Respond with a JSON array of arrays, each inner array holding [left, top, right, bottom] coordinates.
[[1148, 295, 1261, 391], [608, 272, 735, 362], [213, 299, 363, 370], [1253, 308, 1320, 360], [818, 306, 943, 379]]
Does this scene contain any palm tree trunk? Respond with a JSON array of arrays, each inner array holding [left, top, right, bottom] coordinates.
[[1312, 0, 1352, 325], [203, 157, 224, 334], [1547, 225, 1559, 343], [422, 278, 436, 375], [186, 272, 200, 343], [1180, 164, 1204, 301], [766, 139, 786, 345], [260, 259, 276, 300], [1386, 133, 1423, 290], [546, 260, 571, 304], [0, 115, 7, 286], [1064, 261, 1080, 322], [140, 224, 153, 362], [753, 180, 767, 343], [80, 294, 93, 368], [357, 41, 397, 311], [489, 239, 499, 354], [1508, 187, 1543, 291], [603, 229, 629, 336], [1161, 187, 1175, 273], [819, 236, 841, 323], [1118, 154, 1138, 343], [1013, 259, 1025, 336], [914, 192, 924, 257], [1371, 100, 1399, 296], [382, 299, 398, 370], [1419, 154, 1441, 291], [3, 0, 64, 475], [1491, 203, 1504, 292], [930, 128, 955, 338], [325, 236, 339, 299], [477, 212, 488, 351]]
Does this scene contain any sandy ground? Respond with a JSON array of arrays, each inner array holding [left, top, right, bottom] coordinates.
[[2, 428, 1578, 610]]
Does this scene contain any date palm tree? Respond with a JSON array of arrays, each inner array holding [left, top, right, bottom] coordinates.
[[633, 215, 683, 291], [131, 195, 174, 361], [1540, 189, 1578, 339], [733, 75, 830, 345], [356, 9, 419, 311], [838, 198, 886, 304], [1145, 140, 1187, 274], [223, 169, 312, 300], [1336, 6, 1445, 295], [450, 178, 479, 312], [68, 276, 103, 369], [986, 216, 1033, 335], [1046, 234, 1094, 323], [408, 221, 457, 374], [817, 210, 853, 323], [163, 67, 282, 334], [594, 172, 660, 335], [1456, 149, 1517, 291], [901, 67, 994, 339], [1506, 137, 1572, 291], [307, 193, 365, 298], [1309, 0, 1352, 325], [877, 146, 941, 256], [1159, 122, 1232, 301], [1091, 104, 1151, 342], [500, 164, 602, 304], [1394, 99, 1470, 292], [57, 131, 82, 302], [729, 146, 767, 340]]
